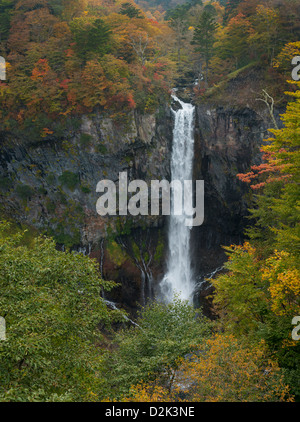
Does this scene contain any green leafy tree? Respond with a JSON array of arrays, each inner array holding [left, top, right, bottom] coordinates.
[[0, 222, 121, 401], [105, 297, 211, 399]]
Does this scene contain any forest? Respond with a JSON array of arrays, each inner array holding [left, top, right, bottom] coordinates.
[[0, 0, 299, 403]]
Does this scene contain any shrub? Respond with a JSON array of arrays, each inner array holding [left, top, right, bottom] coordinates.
[[16, 184, 34, 200], [58, 171, 79, 191]]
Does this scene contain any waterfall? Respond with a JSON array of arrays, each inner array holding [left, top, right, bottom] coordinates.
[[160, 94, 195, 303]]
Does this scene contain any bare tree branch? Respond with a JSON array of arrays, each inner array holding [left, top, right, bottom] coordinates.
[[256, 89, 279, 130]]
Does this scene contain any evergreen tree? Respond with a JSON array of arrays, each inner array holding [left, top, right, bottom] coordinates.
[[70, 17, 112, 61], [192, 7, 217, 87], [119, 2, 144, 19], [0, 0, 15, 41]]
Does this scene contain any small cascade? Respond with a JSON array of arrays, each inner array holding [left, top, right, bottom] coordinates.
[[99, 238, 106, 299], [132, 255, 153, 306], [117, 236, 153, 306], [195, 266, 224, 292], [99, 238, 105, 277], [104, 299, 140, 328]]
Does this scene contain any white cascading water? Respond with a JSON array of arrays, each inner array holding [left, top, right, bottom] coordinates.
[[160, 94, 195, 303]]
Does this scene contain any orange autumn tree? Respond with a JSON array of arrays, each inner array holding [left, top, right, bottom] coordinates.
[[0, 0, 175, 137], [77, 55, 136, 112], [174, 334, 293, 402]]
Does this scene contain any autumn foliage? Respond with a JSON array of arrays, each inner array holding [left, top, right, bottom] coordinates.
[[212, 81, 300, 399], [121, 334, 293, 402], [0, 0, 299, 403], [0, 0, 176, 137]]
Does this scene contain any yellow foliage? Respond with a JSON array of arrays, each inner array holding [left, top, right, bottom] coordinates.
[[261, 251, 300, 316], [274, 41, 300, 70], [120, 334, 293, 402], [180, 334, 293, 402], [121, 383, 171, 402]]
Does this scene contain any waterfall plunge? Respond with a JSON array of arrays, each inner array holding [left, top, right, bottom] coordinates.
[[160, 95, 195, 303]]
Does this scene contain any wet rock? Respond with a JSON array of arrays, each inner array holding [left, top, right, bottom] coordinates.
[[171, 98, 182, 111]]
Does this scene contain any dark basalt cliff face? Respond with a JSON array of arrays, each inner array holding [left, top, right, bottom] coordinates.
[[191, 102, 283, 314], [0, 107, 173, 243], [0, 93, 282, 315], [192, 104, 265, 271], [0, 107, 173, 313]]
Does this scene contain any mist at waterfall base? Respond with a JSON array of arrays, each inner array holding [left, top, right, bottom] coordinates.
[[160, 95, 196, 304]]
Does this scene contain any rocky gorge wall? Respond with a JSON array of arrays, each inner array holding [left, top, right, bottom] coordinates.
[[191, 99, 284, 314], [0, 107, 172, 239], [0, 106, 174, 312], [0, 90, 284, 315]]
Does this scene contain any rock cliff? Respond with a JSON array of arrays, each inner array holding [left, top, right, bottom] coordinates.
[[0, 86, 284, 314], [0, 106, 173, 312], [191, 100, 284, 314]]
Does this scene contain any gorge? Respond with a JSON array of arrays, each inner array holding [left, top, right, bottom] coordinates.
[[0, 0, 299, 402], [0, 78, 281, 315]]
